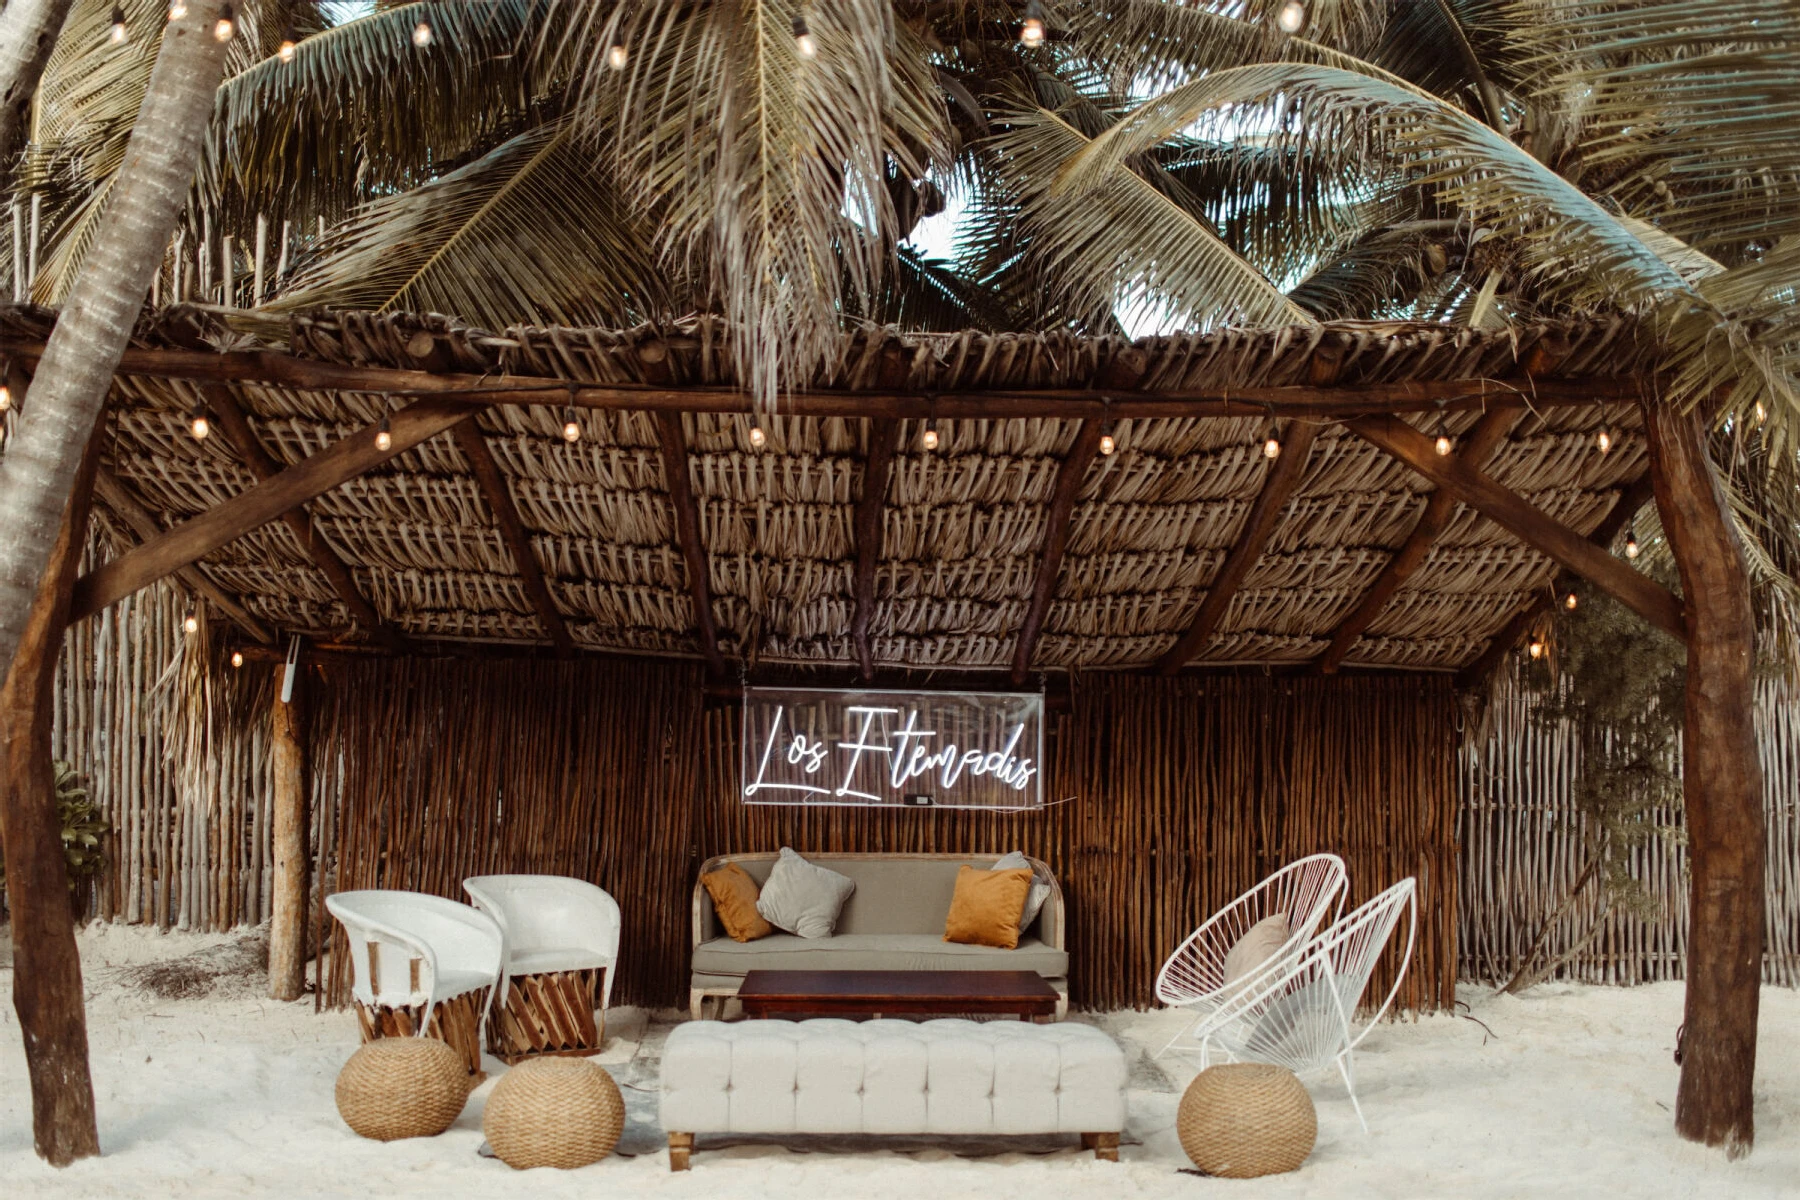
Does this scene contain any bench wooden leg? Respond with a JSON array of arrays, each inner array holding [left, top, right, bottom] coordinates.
[[1083, 1132, 1118, 1162], [668, 1132, 693, 1172]]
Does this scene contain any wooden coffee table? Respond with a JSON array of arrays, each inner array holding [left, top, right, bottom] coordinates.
[[737, 969, 1060, 1021]]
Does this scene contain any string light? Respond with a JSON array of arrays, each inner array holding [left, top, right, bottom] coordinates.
[[189, 407, 210, 440], [278, 23, 297, 62], [1276, 1, 1307, 32], [922, 418, 940, 451], [606, 35, 627, 70], [110, 5, 128, 43], [1754, 400, 1768, 427], [1595, 427, 1613, 453], [1099, 429, 1116, 456], [184, 612, 200, 635], [1564, 589, 1579, 611], [561, 406, 582, 444], [1020, 0, 1046, 46], [1434, 412, 1454, 456], [230, 650, 245, 669], [213, 2, 234, 41], [374, 416, 392, 452], [792, 14, 817, 59], [749, 417, 767, 449], [168, 2, 186, 19], [1527, 634, 1545, 660], [1262, 419, 1282, 460], [1625, 528, 1640, 559], [412, 19, 433, 48], [0, 384, 10, 412]]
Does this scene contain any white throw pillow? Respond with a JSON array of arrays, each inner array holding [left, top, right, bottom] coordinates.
[[1222, 913, 1292, 986], [993, 851, 1054, 935], [754, 848, 856, 939]]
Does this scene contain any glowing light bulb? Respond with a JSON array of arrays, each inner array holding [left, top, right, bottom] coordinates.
[[189, 409, 210, 440], [1625, 529, 1640, 559], [1020, 1, 1046, 46], [168, 2, 187, 20], [1755, 401, 1768, 427], [230, 651, 245, 669], [110, 6, 128, 42], [184, 613, 200, 634], [0, 385, 10, 412], [606, 39, 627, 70], [375, 417, 392, 452], [1527, 636, 1544, 660], [792, 15, 817, 59], [1564, 590, 1579, 611], [1099, 432, 1116, 456], [278, 29, 297, 62], [1276, 1, 1306, 32], [561, 408, 582, 443], [1263, 434, 1282, 460], [749, 421, 767, 449], [213, 4, 234, 41], [1595, 427, 1612, 453], [1435, 433, 1454, 456], [412, 20, 432, 48], [922, 421, 940, 451]]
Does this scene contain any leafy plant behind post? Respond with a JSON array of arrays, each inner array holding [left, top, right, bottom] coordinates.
[[0, 760, 109, 903], [1504, 574, 1686, 993]]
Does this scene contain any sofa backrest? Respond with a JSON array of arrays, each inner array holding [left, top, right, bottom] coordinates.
[[693, 852, 1062, 947]]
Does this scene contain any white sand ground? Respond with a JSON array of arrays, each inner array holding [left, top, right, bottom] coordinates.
[[3, 923, 1798, 1199]]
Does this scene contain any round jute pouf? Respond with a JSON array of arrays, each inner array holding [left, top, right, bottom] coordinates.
[[482, 1057, 625, 1170], [336, 1037, 471, 1142], [1177, 1063, 1317, 1178]]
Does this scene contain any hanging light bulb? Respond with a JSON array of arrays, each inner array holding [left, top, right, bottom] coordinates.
[[1527, 634, 1545, 660], [1564, 589, 1579, 611], [606, 35, 628, 70], [168, 1, 187, 19], [0, 384, 10, 412], [1625, 528, 1641, 559], [1099, 430, 1116, 456], [278, 23, 297, 62], [213, 2, 234, 41], [184, 612, 200, 635], [561, 407, 582, 444], [1262, 423, 1282, 460], [792, 14, 817, 59], [1276, 1, 1307, 32], [1434, 430, 1454, 456], [230, 650, 245, 669], [922, 419, 940, 451], [412, 19, 433, 48], [189, 407, 210, 440], [1595, 427, 1613, 453], [374, 415, 392, 452], [749, 418, 767, 449], [1754, 400, 1768, 427], [110, 5, 128, 42], [1020, 0, 1047, 46]]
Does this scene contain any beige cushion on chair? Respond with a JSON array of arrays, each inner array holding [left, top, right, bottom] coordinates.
[[755, 848, 857, 939], [1222, 913, 1292, 986], [992, 851, 1054, 933]]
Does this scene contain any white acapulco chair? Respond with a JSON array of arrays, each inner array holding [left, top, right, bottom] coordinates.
[[325, 890, 504, 1070], [1197, 877, 1419, 1132], [462, 875, 622, 1058], [1153, 853, 1348, 1059]]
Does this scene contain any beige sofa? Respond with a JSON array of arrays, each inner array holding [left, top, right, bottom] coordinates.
[[689, 852, 1068, 1020]]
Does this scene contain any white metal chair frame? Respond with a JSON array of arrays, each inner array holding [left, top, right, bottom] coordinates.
[[461, 874, 623, 1015], [325, 890, 505, 1043], [1191, 877, 1419, 1132], [1153, 853, 1348, 1059]]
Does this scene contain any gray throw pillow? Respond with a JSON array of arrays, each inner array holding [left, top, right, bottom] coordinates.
[[993, 851, 1053, 935], [754, 848, 856, 939]]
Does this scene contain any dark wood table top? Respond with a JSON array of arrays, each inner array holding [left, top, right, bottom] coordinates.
[[737, 969, 1059, 1017]]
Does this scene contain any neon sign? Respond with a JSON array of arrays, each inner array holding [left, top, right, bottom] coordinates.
[[740, 686, 1045, 810]]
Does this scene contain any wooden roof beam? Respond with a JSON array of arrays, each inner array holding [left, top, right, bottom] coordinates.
[[70, 396, 479, 623], [653, 412, 726, 677], [1011, 420, 1104, 686], [1349, 415, 1683, 638], [851, 420, 898, 682], [449, 422, 574, 657], [1155, 419, 1321, 675], [1314, 407, 1521, 674], [199, 384, 408, 653]]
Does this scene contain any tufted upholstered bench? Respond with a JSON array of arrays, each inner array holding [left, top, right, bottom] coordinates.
[[659, 1017, 1126, 1169]]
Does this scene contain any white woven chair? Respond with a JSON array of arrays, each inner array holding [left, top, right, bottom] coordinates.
[[462, 874, 623, 1014], [1153, 853, 1347, 1059], [325, 890, 504, 1045], [1197, 877, 1419, 1132]]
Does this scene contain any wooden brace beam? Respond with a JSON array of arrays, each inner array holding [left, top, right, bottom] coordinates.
[[200, 384, 407, 652], [71, 396, 478, 622], [1012, 420, 1104, 686], [1350, 415, 1685, 639], [653, 412, 726, 677], [1315, 407, 1521, 673], [1156, 419, 1320, 675], [449, 422, 574, 657], [851, 420, 898, 682]]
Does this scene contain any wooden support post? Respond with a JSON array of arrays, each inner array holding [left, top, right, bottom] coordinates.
[[268, 663, 309, 1001], [1012, 420, 1103, 685], [0, 416, 103, 1166], [449, 421, 574, 656], [653, 412, 725, 675], [851, 419, 897, 682], [1644, 402, 1764, 1154], [1156, 419, 1319, 675]]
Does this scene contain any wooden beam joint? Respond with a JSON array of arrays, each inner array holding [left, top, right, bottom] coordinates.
[[1012, 420, 1104, 686]]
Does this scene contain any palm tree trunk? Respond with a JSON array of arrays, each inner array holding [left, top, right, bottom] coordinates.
[[0, 2, 230, 687], [0, 0, 76, 182]]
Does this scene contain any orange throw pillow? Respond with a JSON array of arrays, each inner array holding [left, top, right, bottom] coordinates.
[[943, 866, 1034, 950], [701, 862, 773, 943]]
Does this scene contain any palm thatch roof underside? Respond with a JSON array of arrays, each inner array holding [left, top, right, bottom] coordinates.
[[3, 305, 1661, 679]]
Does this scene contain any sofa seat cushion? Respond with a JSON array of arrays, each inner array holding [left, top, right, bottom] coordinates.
[[691, 933, 1069, 979]]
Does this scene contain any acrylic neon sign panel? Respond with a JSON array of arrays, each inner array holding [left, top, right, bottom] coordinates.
[[741, 686, 1045, 810]]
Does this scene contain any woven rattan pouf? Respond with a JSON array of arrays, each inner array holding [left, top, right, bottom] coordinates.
[[483, 1057, 625, 1170], [1177, 1063, 1317, 1178], [336, 1037, 471, 1141]]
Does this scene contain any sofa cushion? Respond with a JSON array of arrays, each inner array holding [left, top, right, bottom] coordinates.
[[700, 862, 773, 943], [692, 933, 1069, 979], [756, 848, 856, 939], [992, 851, 1054, 933], [942, 866, 1033, 950], [717, 855, 1052, 938]]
